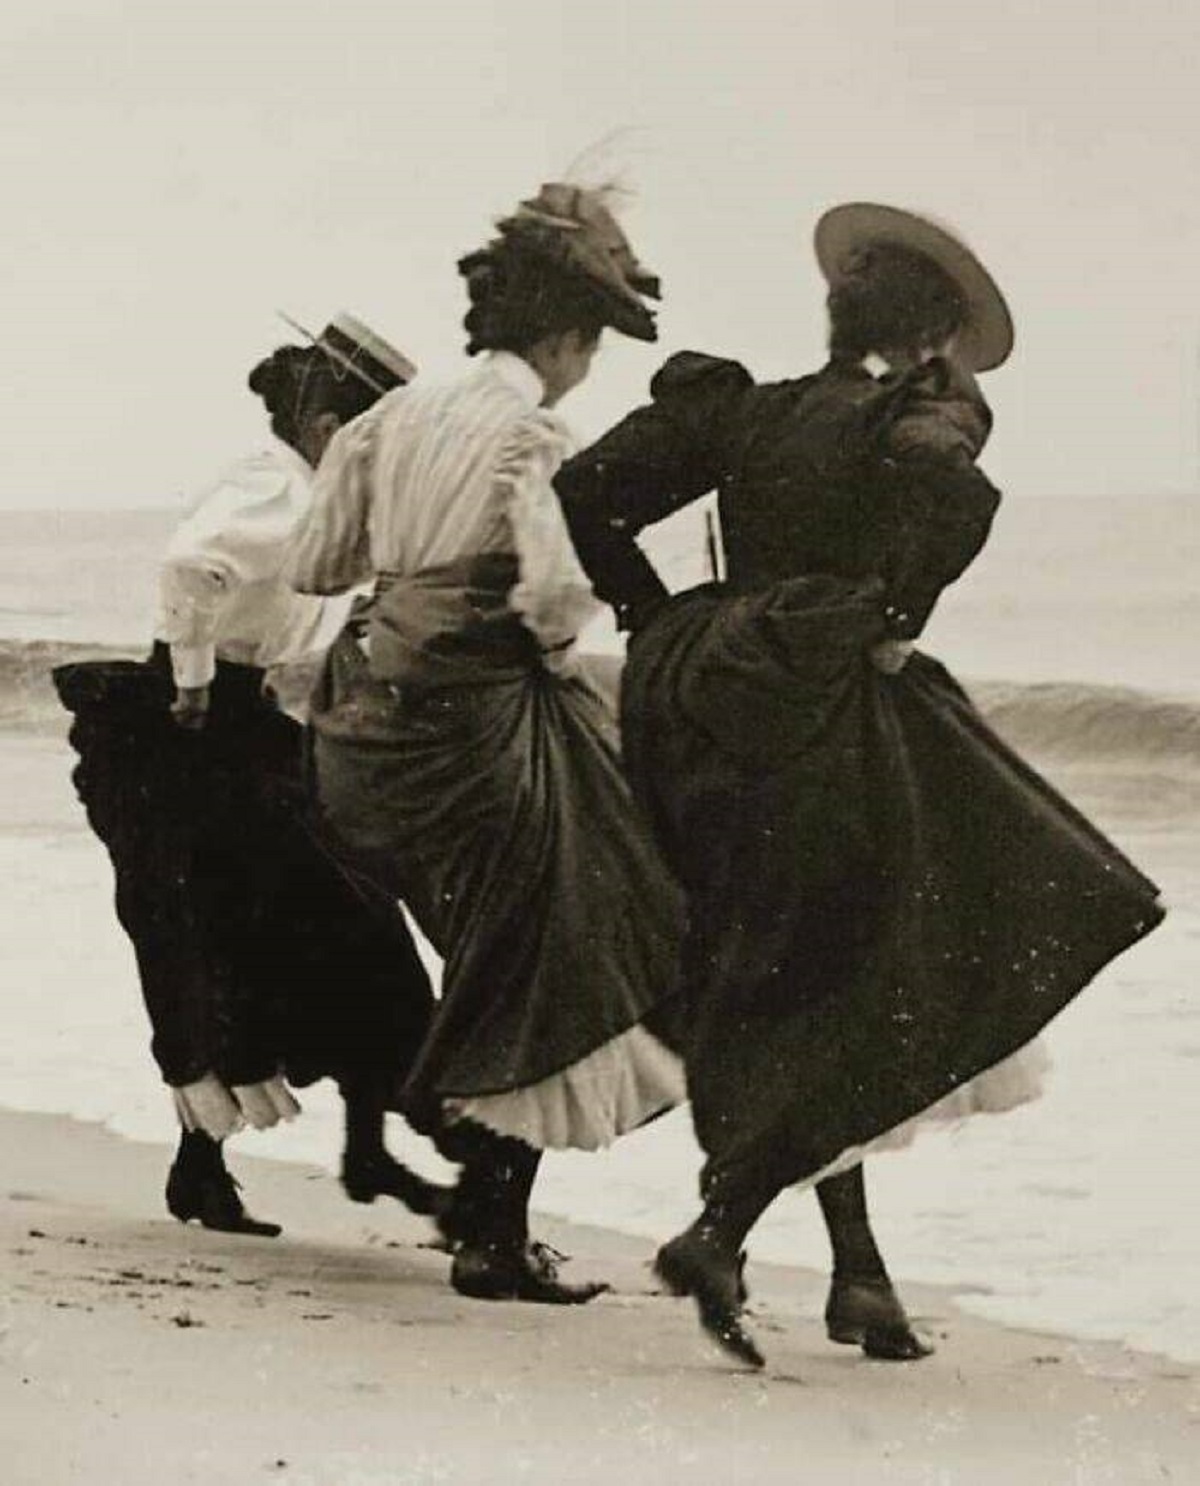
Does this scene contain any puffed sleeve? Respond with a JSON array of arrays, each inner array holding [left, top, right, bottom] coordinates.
[[555, 352, 753, 630], [283, 409, 378, 597], [871, 360, 1002, 639], [159, 453, 304, 689], [497, 412, 602, 669]]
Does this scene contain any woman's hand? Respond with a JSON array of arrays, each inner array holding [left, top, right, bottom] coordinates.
[[870, 639, 914, 675], [541, 642, 582, 681], [171, 685, 211, 730]]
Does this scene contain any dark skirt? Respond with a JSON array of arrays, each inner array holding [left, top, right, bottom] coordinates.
[[52, 648, 434, 1097], [620, 578, 1166, 1205], [309, 626, 685, 1124]]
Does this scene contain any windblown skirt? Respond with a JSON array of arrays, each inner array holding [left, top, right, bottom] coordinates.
[[308, 562, 687, 1150], [620, 577, 1165, 1205], [53, 647, 435, 1137]]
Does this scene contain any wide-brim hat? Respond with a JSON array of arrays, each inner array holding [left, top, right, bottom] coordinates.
[[277, 310, 417, 394], [814, 203, 1013, 372]]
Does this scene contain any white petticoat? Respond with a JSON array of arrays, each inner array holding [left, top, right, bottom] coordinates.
[[448, 1024, 687, 1151], [798, 1036, 1053, 1189], [449, 1025, 1051, 1164], [172, 1072, 302, 1142]]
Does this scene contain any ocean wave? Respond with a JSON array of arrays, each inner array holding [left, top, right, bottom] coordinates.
[[0, 639, 140, 732], [970, 678, 1200, 773], [3, 639, 1196, 779]]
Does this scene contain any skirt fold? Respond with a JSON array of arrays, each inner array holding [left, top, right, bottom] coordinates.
[[620, 580, 1164, 1201], [311, 628, 687, 1125], [53, 654, 435, 1108]]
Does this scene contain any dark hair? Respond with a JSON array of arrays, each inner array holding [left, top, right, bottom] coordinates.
[[247, 344, 381, 448], [458, 239, 607, 356], [827, 242, 966, 361]]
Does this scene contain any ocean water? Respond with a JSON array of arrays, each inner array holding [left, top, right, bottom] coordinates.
[[1, 501, 1197, 1363]]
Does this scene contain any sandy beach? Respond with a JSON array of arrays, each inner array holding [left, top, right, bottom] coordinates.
[[3, 1107, 1196, 1486]]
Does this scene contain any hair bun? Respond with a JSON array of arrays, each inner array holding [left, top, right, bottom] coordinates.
[[458, 249, 512, 355], [248, 345, 311, 413], [459, 251, 503, 305], [247, 349, 284, 405]]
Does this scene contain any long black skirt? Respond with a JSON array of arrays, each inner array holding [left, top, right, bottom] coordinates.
[[620, 577, 1165, 1206], [52, 650, 434, 1098], [309, 627, 685, 1129]]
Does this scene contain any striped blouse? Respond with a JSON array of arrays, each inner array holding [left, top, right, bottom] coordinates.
[[283, 352, 600, 658]]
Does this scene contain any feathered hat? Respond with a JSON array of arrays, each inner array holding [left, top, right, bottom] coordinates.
[[476, 182, 661, 343]]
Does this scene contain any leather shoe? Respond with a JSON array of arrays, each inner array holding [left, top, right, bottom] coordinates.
[[165, 1162, 281, 1238], [825, 1273, 934, 1360], [450, 1241, 609, 1305], [654, 1231, 765, 1370], [341, 1152, 454, 1222]]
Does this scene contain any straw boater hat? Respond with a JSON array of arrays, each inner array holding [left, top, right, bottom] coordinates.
[[814, 203, 1014, 372], [277, 310, 417, 394]]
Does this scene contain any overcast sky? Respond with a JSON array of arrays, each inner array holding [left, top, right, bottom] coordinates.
[[5, 0, 1199, 507]]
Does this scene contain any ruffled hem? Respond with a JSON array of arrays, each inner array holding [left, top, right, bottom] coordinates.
[[448, 1028, 1049, 1166], [447, 1025, 687, 1151], [795, 1037, 1052, 1190], [172, 1073, 302, 1142]]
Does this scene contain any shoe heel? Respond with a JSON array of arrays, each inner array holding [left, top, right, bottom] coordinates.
[[652, 1246, 690, 1297], [165, 1172, 200, 1224], [340, 1176, 378, 1205]]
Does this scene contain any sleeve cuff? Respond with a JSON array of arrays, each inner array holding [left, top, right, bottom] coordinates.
[[170, 643, 216, 690]]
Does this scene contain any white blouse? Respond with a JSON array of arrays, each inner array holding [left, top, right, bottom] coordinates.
[[283, 352, 600, 660], [156, 437, 350, 689]]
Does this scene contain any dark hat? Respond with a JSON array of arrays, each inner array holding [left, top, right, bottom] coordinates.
[[277, 311, 417, 393], [815, 203, 1013, 371], [492, 183, 661, 342]]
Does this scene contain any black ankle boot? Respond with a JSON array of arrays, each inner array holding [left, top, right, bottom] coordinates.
[[654, 1231, 765, 1370], [340, 1150, 454, 1221], [450, 1240, 609, 1305], [825, 1272, 933, 1360], [165, 1134, 281, 1238]]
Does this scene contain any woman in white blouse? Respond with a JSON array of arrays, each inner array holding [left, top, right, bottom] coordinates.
[[54, 318, 450, 1237], [286, 187, 687, 1304]]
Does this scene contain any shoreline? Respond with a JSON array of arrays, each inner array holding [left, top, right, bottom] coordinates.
[[1, 728, 1199, 1373], [3, 1105, 1196, 1484]]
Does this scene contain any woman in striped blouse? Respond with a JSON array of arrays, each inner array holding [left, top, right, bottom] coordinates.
[[285, 186, 687, 1304]]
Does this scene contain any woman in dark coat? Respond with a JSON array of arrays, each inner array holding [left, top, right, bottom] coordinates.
[[53, 318, 446, 1237], [555, 204, 1165, 1367]]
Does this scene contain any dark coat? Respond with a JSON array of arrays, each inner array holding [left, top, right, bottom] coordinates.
[[556, 353, 1164, 1202], [53, 648, 434, 1097]]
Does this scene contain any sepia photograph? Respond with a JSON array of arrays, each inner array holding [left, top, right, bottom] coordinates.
[[1, 2, 1196, 1481]]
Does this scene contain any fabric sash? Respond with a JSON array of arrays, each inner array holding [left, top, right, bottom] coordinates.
[[363, 553, 542, 689]]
